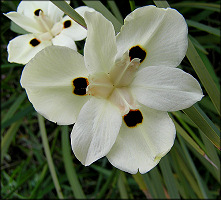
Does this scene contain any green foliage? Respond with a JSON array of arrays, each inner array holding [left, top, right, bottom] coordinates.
[[1, 0, 220, 199]]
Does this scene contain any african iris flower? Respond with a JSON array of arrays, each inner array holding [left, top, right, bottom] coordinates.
[[20, 6, 203, 174], [4, 0, 94, 64]]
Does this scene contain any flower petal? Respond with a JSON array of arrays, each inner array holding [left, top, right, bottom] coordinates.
[[60, 15, 87, 41], [47, 1, 70, 23], [116, 5, 188, 68], [4, 12, 43, 33], [52, 33, 77, 50], [71, 97, 122, 166], [17, 1, 49, 18], [75, 6, 94, 17], [131, 66, 203, 111], [20, 46, 89, 125], [7, 34, 51, 64], [84, 11, 117, 74], [17, 1, 68, 23], [107, 106, 176, 174], [61, 6, 95, 42]]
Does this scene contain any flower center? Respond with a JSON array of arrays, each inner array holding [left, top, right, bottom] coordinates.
[[87, 52, 140, 115], [34, 9, 63, 41]]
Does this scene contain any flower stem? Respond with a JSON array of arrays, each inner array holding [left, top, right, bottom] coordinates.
[[37, 114, 64, 199], [61, 125, 86, 199]]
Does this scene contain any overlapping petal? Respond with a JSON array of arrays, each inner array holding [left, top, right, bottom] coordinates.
[[116, 6, 188, 68], [20, 46, 89, 124], [4, 12, 43, 33], [61, 15, 87, 41], [71, 97, 122, 166], [17, 1, 69, 23], [52, 33, 77, 50], [84, 11, 117, 74], [60, 5, 95, 42], [8, 34, 51, 64], [47, 1, 70, 23], [131, 66, 203, 111], [17, 1, 49, 18], [107, 106, 176, 174]]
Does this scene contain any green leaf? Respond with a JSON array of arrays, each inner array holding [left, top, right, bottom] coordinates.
[[186, 38, 220, 115], [171, 146, 203, 198], [1, 104, 34, 130], [3, 163, 44, 199], [2, 92, 26, 123], [200, 131, 220, 181], [107, 1, 123, 24], [153, 0, 170, 8], [50, 0, 87, 28], [183, 104, 220, 150], [196, 50, 220, 89], [159, 155, 180, 198], [178, 135, 211, 199], [171, 2, 220, 12], [187, 19, 220, 37], [1, 63, 23, 69], [117, 172, 129, 199], [172, 118, 215, 164], [83, 0, 122, 33], [29, 164, 48, 198], [96, 167, 118, 199], [61, 125, 86, 199], [132, 173, 152, 198], [188, 34, 208, 55], [129, 0, 136, 11], [144, 167, 167, 198], [1, 120, 22, 162]]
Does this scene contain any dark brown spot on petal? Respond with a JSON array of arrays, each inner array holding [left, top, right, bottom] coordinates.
[[123, 109, 143, 127], [129, 45, 147, 63], [72, 77, 89, 96], [34, 9, 43, 16], [29, 38, 41, 47], [63, 20, 72, 28]]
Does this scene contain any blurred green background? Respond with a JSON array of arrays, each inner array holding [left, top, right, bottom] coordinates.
[[1, 0, 220, 199]]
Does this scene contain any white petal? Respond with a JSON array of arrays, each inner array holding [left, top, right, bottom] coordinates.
[[60, 16, 87, 41], [52, 33, 77, 50], [71, 97, 122, 166], [107, 107, 176, 174], [116, 5, 188, 68], [20, 46, 89, 125], [17, 1, 67, 23], [7, 34, 51, 64], [17, 1, 49, 18], [131, 66, 203, 111], [47, 1, 70, 23], [61, 6, 96, 41], [75, 6, 95, 17], [84, 11, 117, 74], [4, 12, 43, 33]]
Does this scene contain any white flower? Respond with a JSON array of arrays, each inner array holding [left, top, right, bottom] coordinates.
[[20, 6, 203, 174], [4, 0, 94, 64]]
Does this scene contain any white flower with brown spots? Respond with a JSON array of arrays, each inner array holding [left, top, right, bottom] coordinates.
[[4, 1, 94, 64], [20, 6, 203, 174]]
